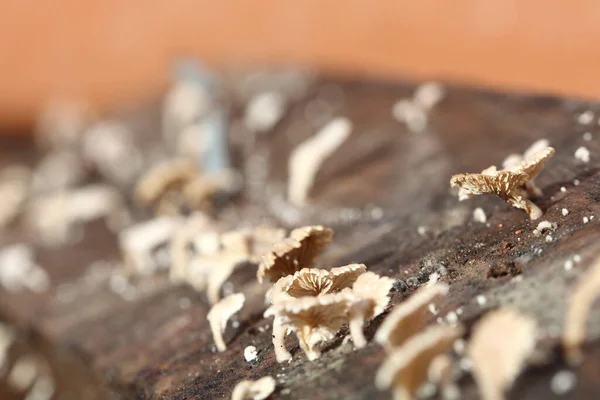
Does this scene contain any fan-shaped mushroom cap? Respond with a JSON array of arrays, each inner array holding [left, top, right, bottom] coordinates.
[[257, 225, 333, 283], [349, 272, 395, 348], [375, 283, 449, 351], [376, 325, 463, 400], [450, 145, 554, 220], [469, 308, 537, 400], [207, 293, 245, 352]]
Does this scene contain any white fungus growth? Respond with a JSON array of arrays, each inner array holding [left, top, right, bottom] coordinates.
[[574, 146, 590, 163], [545, 235, 553, 243], [550, 370, 577, 395], [244, 91, 286, 134], [577, 110, 594, 125], [473, 207, 487, 224], [583, 217, 589, 224], [583, 132, 592, 141], [560, 187, 567, 193], [287, 117, 352, 206], [533, 220, 557, 237], [446, 311, 458, 325], [244, 345, 258, 362], [573, 254, 582, 263], [562, 208, 569, 216], [231, 376, 276, 400], [428, 303, 438, 315], [207, 293, 245, 352]]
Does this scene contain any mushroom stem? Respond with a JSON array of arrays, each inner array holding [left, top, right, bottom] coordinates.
[[298, 326, 321, 361], [524, 180, 543, 198], [349, 315, 367, 349], [525, 200, 543, 220], [272, 317, 292, 363]]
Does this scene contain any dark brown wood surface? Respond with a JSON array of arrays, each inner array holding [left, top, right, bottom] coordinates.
[[1, 77, 600, 399]]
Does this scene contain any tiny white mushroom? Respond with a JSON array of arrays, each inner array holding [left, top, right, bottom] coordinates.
[[288, 118, 352, 206], [207, 293, 245, 352], [562, 208, 569, 216]]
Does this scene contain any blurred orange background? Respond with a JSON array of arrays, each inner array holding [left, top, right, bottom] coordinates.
[[1, 1, 600, 130]]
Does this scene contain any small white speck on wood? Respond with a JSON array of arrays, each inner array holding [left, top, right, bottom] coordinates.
[[550, 370, 577, 395], [562, 208, 569, 216], [577, 110, 594, 125], [574, 146, 591, 163], [473, 207, 487, 224], [244, 345, 258, 362]]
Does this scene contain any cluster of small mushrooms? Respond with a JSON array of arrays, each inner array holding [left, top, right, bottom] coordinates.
[[3, 74, 599, 400], [123, 136, 600, 400]]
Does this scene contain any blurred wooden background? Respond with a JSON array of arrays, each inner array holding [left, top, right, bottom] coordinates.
[[2, 0, 600, 130]]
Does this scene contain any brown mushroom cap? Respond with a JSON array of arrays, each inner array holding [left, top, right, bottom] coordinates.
[[257, 225, 333, 283]]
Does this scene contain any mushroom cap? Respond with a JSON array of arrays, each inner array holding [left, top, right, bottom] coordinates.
[[375, 325, 463, 395], [277, 263, 367, 299], [450, 170, 529, 198], [265, 290, 353, 335], [375, 283, 449, 350], [509, 146, 555, 180], [351, 271, 395, 319], [257, 225, 333, 283], [469, 308, 537, 399]]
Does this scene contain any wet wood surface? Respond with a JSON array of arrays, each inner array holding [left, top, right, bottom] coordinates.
[[1, 76, 600, 399]]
